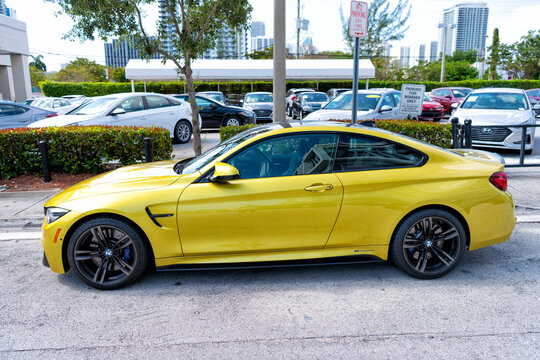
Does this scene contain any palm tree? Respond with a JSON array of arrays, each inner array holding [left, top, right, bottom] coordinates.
[[29, 55, 47, 72]]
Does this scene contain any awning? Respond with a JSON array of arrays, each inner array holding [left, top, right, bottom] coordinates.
[[125, 59, 375, 81]]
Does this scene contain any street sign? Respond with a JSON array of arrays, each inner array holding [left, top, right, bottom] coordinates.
[[399, 84, 426, 116], [349, 1, 368, 38]]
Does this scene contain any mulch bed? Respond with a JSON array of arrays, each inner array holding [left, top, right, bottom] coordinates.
[[0, 173, 97, 192]]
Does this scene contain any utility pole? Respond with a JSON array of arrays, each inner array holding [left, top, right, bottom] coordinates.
[[296, 0, 300, 59], [273, 0, 286, 122], [438, 23, 455, 82]]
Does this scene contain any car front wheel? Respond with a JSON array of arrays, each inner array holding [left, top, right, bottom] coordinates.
[[67, 217, 149, 290], [224, 116, 241, 127], [174, 120, 192, 144], [390, 209, 466, 279]]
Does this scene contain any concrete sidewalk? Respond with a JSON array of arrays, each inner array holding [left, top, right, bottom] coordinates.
[[1, 166, 539, 229]]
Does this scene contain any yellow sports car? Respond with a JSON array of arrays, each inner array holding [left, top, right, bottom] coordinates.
[[41, 122, 515, 289]]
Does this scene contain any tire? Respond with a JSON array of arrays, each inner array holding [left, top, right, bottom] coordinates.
[[287, 105, 292, 117], [223, 116, 241, 127], [174, 120, 192, 144], [292, 110, 297, 120], [390, 209, 466, 279], [67, 217, 149, 290]]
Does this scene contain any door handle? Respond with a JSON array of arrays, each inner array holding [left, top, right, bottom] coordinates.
[[304, 183, 333, 192]]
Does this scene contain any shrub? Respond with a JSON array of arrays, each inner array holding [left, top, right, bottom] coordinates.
[[0, 126, 172, 179], [219, 120, 451, 148], [219, 124, 258, 141]]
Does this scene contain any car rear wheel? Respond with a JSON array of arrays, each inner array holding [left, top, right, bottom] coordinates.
[[286, 105, 292, 117], [390, 209, 466, 279], [224, 116, 241, 127], [174, 120, 192, 144], [67, 217, 149, 290]]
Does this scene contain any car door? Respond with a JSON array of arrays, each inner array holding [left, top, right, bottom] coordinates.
[[375, 93, 399, 119], [195, 97, 221, 128], [326, 132, 427, 248], [144, 95, 177, 129], [0, 104, 32, 128], [177, 132, 343, 255], [106, 96, 147, 126]]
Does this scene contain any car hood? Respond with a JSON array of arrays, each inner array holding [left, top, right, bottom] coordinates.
[[47, 160, 182, 206], [28, 114, 97, 128], [303, 109, 374, 121], [423, 101, 443, 109], [454, 109, 531, 125], [245, 103, 273, 110], [304, 102, 327, 107]]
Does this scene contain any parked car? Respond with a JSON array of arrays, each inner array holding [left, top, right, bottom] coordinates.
[[286, 88, 315, 117], [417, 94, 445, 122], [303, 89, 405, 122], [291, 91, 329, 119], [28, 93, 196, 143], [451, 88, 538, 152], [429, 87, 472, 114], [29, 97, 80, 115], [40, 121, 515, 289], [61, 95, 87, 100], [327, 88, 350, 101], [242, 92, 273, 123], [172, 94, 255, 128], [526, 89, 540, 117], [196, 91, 226, 104], [0, 101, 57, 129]]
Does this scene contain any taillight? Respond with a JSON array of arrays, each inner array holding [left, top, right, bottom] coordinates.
[[45, 113, 58, 118], [291, 96, 296, 101], [489, 171, 507, 191]]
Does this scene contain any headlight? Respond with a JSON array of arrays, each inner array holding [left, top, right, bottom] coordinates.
[[45, 207, 70, 224], [302, 105, 312, 111], [239, 111, 254, 117]]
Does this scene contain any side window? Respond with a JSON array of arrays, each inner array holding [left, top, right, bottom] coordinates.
[[61, 100, 71, 107], [393, 92, 401, 105], [195, 98, 213, 107], [380, 94, 395, 108], [441, 90, 452, 97], [146, 95, 170, 109], [227, 133, 338, 180], [432, 90, 441, 96], [53, 99, 62, 108], [333, 134, 425, 171], [116, 96, 144, 113], [0, 105, 28, 116]]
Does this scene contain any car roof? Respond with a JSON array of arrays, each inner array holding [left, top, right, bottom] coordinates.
[[197, 91, 223, 94], [245, 92, 272, 95], [432, 87, 472, 90], [470, 87, 525, 94]]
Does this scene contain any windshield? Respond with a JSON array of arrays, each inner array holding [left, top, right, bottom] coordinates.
[[302, 93, 328, 102], [180, 126, 274, 174], [423, 94, 433, 101], [201, 93, 224, 103], [452, 89, 472, 98], [324, 93, 380, 111], [461, 92, 528, 110], [245, 93, 273, 103], [31, 99, 51, 108], [70, 97, 119, 115]]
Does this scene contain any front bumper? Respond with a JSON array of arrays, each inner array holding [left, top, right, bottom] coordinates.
[[472, 126, 536, 150], [41, 210, 81, 274]]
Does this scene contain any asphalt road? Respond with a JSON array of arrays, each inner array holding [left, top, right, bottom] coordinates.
[[0, 223, 538, 359]]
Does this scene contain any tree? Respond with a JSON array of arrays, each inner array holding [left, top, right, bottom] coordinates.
[[495, 30, 540, 79], [47, 0, 252, 156], [29, 65, 46, 88], [446, 49, 477, 64], [29, 55, 47, 72], [247, 46, 273, 59], [340, 0, 410, 57], [488, 28, 500, 80], [109, 67, 128, 82], [54, 58, 108, 82]]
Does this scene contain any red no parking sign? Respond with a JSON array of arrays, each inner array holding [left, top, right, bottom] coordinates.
[[349, 1, 368, 38]]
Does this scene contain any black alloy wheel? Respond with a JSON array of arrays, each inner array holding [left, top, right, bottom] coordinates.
[[174, 120, 192, 144], [67, 217, 148, 290], [391, 209, 466, 279]]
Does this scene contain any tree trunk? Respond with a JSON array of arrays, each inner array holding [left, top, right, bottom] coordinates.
[[184, 63, 202, 156]]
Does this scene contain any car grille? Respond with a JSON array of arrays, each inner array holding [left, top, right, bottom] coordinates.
[[254, 109, 272, 117], [471, 127, 512, 142], [420, 110, 443, 118]]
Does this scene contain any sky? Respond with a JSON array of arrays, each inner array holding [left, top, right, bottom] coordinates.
[[9, 0, 540, 72]]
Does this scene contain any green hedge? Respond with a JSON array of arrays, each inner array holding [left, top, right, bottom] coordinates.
[[0, 126, 172, 179], [220, 120, 451, 148], [41, 79, 540, 97]]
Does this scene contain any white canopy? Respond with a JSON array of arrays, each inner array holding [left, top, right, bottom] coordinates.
[[125, 59, 375, 81]]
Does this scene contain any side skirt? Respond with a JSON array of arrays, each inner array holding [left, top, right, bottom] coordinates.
[[156, 255, 383, 272]]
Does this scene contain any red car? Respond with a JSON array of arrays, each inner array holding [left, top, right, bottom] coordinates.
[[417, 94, 445, 121], [526, 89, 540, 101], [429, 87, 472, 114]]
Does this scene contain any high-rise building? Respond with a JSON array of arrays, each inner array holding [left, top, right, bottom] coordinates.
[[251, 21, 265, 37], [0, 0, 6, 16], [439, 2, 489, 57], [158, 0, 177, 54], [418, 44, 426, 62], [251, 37, 274, 53], [104, 38, 161, 68], [429, 41, 438, 62], [400, 46, 410, 68]]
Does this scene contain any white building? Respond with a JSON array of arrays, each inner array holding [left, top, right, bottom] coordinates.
[[0, 14, 31, 101], [439, 2, 489, 57]]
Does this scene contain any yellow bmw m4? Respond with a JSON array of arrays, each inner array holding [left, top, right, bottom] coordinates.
[[41, 122, 515, 289]]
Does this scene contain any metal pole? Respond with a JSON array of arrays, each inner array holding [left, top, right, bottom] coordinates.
[[352, 37, 360, 124], [273, 0, 286, 122], [144, 137, 153, 163], [440, 26, 447, 83], [131, 79, 135, 92], [519, 127, 527, 165], [39, 141, 51, 183], [296, 0, 300, 59]]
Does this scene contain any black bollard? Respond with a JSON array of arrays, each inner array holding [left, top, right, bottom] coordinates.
[[144, 137, 153, 163], [464, 119, 472, 148], [451, 118, 459, 149], [39, 141, 51, 183]]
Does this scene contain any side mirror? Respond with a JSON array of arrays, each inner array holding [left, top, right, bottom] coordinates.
[[379, 105, 392, 113], [110, 108, 126, 116], [209, 162, 240, 183]]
